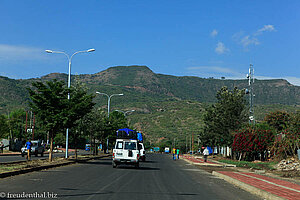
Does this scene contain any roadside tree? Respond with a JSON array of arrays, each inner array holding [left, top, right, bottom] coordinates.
[[28, 79, 94, 161], [200, 86, 248, 147], [0, 114, 9, 139]]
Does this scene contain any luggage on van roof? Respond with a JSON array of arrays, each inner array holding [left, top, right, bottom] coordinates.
[[117, 128, 137, 139], [137, 132, 143, 142]]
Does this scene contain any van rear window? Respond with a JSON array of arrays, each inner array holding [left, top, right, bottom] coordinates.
[[124, 142, 136, 150], [116, 141, 123, 149]]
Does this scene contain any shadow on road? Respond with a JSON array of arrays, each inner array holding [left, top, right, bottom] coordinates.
[[116, 165, 160, 171], [80, 160, 112, 166], [59, 191, 198, 198], [142, 160, 157, 163]]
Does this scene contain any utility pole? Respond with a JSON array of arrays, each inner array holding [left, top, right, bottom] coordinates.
[[247, 64, 255, 124], [190, 136, 192, 154], [186, 136, 188, 154], [192, 133, 194, 154], [174, 138, 176, 149]]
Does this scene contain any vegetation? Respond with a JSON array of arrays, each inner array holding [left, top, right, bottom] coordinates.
[[232, 127, 274, 161], [218, 159, 276, 170], [27, 79, 94, 161], [0, 66, 299, 156], [200, 87, 248, 147], [0, 66, 300, 117]]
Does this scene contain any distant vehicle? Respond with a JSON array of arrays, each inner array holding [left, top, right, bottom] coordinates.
[[21, 140, 44, 157], [85, 144, 91, 151], [153, 147, 160, 152], [164, 147, 170, 153], [139, 143, 146, 161], [112, 139, 140, 168]]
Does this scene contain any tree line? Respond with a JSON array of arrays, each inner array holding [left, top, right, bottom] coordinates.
[[199, 86, 300, 161], [0, 79, 129, 161]]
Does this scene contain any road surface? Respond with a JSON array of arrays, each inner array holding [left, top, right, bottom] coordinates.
[[0, 153, 261, 200]]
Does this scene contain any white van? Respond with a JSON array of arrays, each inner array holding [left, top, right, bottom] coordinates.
[[112, 139, 140, 168]]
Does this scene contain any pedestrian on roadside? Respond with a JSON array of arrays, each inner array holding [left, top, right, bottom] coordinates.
[[203, 147, 209, 162], [176, 149, 180, 159], [25, 139, 32, 161], [0, 142, 4, 153], [172, 148, 176, 160]]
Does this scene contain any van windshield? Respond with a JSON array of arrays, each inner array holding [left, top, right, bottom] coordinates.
[[124, 142, 136, 150]]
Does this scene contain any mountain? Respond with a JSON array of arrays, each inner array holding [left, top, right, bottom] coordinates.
[[0, 65, 299, 113], [1, 65, 299, 144]]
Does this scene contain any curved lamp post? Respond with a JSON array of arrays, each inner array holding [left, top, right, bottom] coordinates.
[[45, 48, 95, 158], [114, 109, 135, 116], [96, 92, 124, 154], [95, 92, 124, 117]]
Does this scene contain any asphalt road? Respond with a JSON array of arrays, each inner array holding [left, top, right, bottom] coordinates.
[[0, 154, 261, 200], [0, 150, 89, 163]]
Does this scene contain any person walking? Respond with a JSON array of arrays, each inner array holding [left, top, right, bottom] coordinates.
[[176, 149, 180, 159], [25, 139, 32, 161], [203, 147, 209, 162], [172, 148, 176, 160]]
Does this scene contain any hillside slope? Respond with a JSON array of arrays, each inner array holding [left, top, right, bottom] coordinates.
[[0, 65, 299, 113]]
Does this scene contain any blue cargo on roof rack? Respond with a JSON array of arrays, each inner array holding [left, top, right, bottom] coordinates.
[[137, 132, 143, 142], [117, 128, 137, 139]]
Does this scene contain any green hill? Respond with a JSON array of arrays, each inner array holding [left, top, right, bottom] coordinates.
[[0, 65, 299, 143]]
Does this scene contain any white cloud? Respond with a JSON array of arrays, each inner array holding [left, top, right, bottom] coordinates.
[[254, 25, 276, 36], [0, 44, 48, 63], [215, 42, 229, 54], [240, 35, 260, 47], [210, 29, 218, 37], [233, 25, 275, 49]]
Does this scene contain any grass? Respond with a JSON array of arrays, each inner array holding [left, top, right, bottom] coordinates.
[[218, 159, 277, 170], [0, 164, 27, 173]]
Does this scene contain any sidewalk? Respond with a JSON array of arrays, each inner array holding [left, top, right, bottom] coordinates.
[[182, 155, 300, 200]]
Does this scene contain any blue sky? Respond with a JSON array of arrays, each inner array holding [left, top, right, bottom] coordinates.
[[0, 1, 300, 85]]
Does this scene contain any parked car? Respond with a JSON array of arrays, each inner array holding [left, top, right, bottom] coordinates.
[[21, 140, 45, 157], [112, 139, 140, 168], [139, 143, 146, 161]]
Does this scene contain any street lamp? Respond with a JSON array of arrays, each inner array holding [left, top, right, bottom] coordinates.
[[95, 92, 124, 117], [96, 92, 123, 154], [114, 109, 135, 116], [45, 48, 95, 158]]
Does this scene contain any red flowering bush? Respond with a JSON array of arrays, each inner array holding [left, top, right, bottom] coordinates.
[[232, 127, 274, 160], [271, 128, 300, 159]]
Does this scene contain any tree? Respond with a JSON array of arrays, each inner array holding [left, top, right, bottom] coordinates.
[[28, 80, 69, 161], [270, 111, 300, 159], [75, 109, 107, 156], [0, 114, 9, 139], [200, 86, 248, 147], [264, 111, 290, 132], [28, 79, 95, 161], [7, 109, 26, 140]]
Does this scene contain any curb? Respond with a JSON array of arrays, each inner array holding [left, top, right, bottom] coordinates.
[[0, 154, 111, 179], [212, 171, 285, 200]]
